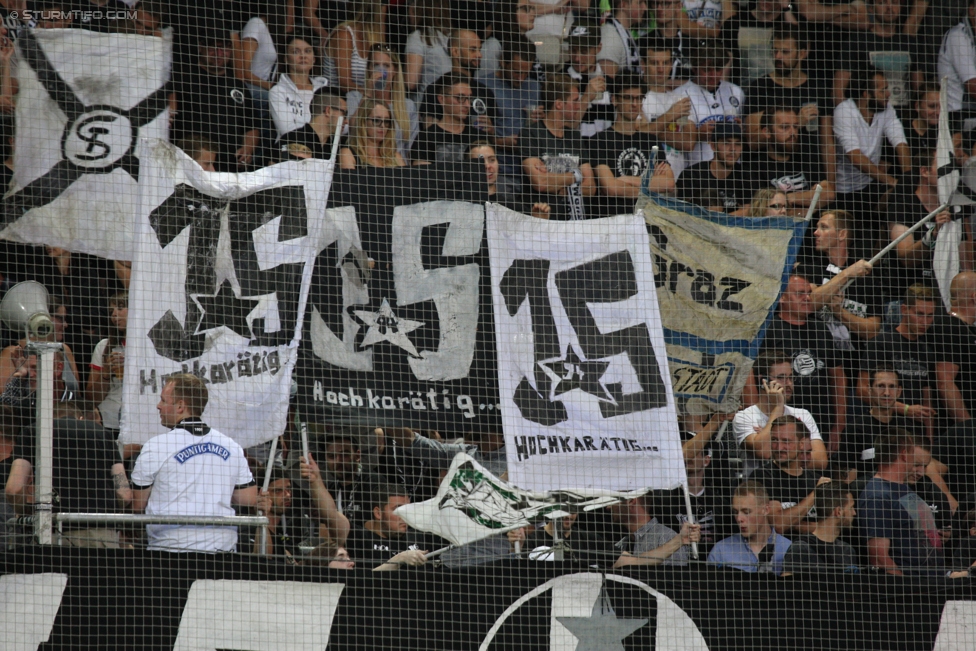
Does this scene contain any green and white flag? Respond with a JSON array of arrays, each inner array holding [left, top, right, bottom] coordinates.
[[394, 453, 648, 547]]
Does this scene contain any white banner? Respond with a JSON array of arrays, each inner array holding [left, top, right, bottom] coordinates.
[[0, 29, 171, 259], [120, 140, 335, 448], [487, 204, 685, 492], [396, 453, 648, 547]]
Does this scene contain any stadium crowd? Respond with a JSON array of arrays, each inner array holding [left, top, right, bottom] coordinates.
[[0, 0, 976, 576]]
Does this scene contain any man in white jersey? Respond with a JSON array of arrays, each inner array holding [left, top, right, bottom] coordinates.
[[938, 0, 976, 112], [673, 45, 744, 176], [128, 373, 257, 552]]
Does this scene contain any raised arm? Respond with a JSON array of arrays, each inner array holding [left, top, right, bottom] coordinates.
[[612, 522, 700, 568], [300, 453, 351, 545]]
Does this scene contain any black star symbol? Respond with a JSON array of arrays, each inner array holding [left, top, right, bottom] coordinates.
[[539, 347, 615, 402], [191, 281, 260, 339], [0, 31, 171, 231]]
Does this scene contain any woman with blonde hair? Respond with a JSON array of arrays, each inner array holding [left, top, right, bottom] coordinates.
[[323, 0, 385, 93], [346, 44, 419, 161], [746, 188, 789, 217], [340, 99, 406, 169]]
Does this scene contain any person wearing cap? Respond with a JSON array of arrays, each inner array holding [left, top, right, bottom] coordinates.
[[564, 22, 614, 138], [675, 121, 750, 213], [598, 0, 648, 79], [588, 73, 673, 217], [277, 88, 348, 161]]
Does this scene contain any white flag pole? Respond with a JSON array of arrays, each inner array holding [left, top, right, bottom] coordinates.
[[258, 436, 279, 555], [839, 204, 946, 292], [682, 482, 699, 560], [300, 420, 310, 463], [330, 117, 345, 161], [803, 184, 823, 221]]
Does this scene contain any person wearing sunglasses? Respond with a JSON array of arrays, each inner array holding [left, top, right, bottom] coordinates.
[[747, 189, 790, 217], [742, 106, 834, 214], [339, 98, 406, 169], [346, 45, 419, 162], [412, 74, 476, 164]]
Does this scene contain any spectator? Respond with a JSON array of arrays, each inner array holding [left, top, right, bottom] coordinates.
[[833, 0, 924, 107], [681, 0, 724, 35], [732, 348, 827, 477], [832, 67, 910, 232], [520, 73, 597, 220], [420, 29, 497, 134], [589, 73, 673, 217], [657, 412, 736, 555], [125, 374, 257, 552], [252, 469, 301, 556], [675, 121, 750, 212], [707, 480, 792, 574], [847, 367, 923, 477], [526, 0, 589, 42], [610, 495, 701, 568], [339, 99, 407, 169], [174, 35, 261, 172], [563, 22, 612, 137], [476, 39, 541, 165], [721, 0, 793, 87], [907, 441, 958, 543], [638, 41, 694, 167], [515, 512, 611, 564], [86, 291, 127, 433], [5, 402, 125, 547], [746, 188, 789, 217], [1, 349, 74, 432], [937, 0, 976, 112], [672, 45, 744, 177], [598, 0, 648, 78], [0, 296, 81, 396], [858, 429, 945, 575], [742, 26, 831, 146], [318, 429, 380, 525], [637, 0, 691, 83], [760, 272, 848, 442], [857, 284, 938, 431], [404, 0, 454, 102], [469, 141, 550, 218], [235, 3, 282, 114], [347, 45, 420, 162], [411, 74, 476, 164], [344, 482, 432, 569], [322, 0, 384, 93], [298, 452, 351, 545], [743, 106, 834, 212], [797, 210, 882, 346], [782, 482, 859, 572], [751, 415, 830, 535], [904, 83, 940, 156], [269, 33, 330, 140], [478, 0, 538, 78], [278, 88, 348, 161], [951, 507, 976, 572], [884, 148, 957, 299], [177, 134, 218, 171], [928, 271, 976, 423]]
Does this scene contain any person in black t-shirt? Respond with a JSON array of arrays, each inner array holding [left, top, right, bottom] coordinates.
[[833, 0, 924, 107], [675, 122, 750, 213], [469, 141, 550, 218], [520, 73, 596, 220], [278, 88, 347, 161], [903, 83, 939, 158], [173, 36, 260, 172], [412, 74, 477, 164], [751, 415, 827, 535], [857, 285, 938, 426], [588, 73, 673, 218], [742, 26, 833, 157], [761, 274, 847, 439], [418, 28, 497, 134], [344, 483, 434, 570], [783, 482, 859, 573], [844, 367, 921, 477], [796, 210, 883, 350], [720, 0, 792, 87], [563, 22, 614, 138], [926, 271, 976, 423], [742, 106, 833, 212]]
